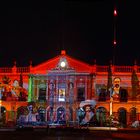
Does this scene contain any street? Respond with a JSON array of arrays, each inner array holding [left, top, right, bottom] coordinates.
[[0, 128, 140, 140]]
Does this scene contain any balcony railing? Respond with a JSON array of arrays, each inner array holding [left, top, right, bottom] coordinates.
[[95, 65, 136, 73], [16, 67, 30, 73], [96, 66, 108, 72], [114, 66, 133, 73], [0, 68, 12, 73], [0, 67, 30, 73], [0, 65, 140, 73]]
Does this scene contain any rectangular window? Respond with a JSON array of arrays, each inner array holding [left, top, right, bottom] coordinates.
[[38, 88, 46, 101], [59, 88, 65, 101], [77, 87, 85, 101]]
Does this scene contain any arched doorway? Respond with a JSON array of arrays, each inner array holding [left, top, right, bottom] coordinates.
[[0, 106, 6, 126], [17, 106, 28, 125], [96, 107, 107, 126], [118, 108, 127, 127], [130, 107, 137, 123], [38, 106, 46, 122], [57, 107, 66, 124], [47, 106, 53, 123]]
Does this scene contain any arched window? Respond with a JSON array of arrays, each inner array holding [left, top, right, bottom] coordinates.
[[130, 107, 137, 122], [38, 107, 46, 122], [96, 107, 107, 126], [120, 89, 128, 102], [77, 88, 85, 101], [17, 106, 28, 124], [98, 88, 106, 101], [118, 108, 127, 127]]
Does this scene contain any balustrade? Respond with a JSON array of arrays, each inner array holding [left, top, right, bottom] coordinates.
[[16, 67, 30, 73], [0, 68, 12, 73]]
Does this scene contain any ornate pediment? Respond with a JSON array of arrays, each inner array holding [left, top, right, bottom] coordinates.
[[52, 57, 74, 71], [32, 50, 91, 74]]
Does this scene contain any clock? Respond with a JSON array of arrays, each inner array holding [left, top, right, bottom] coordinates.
[[60, 61, 66, 68]]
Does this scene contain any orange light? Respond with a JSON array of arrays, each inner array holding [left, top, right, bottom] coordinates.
[[114, 9, 117, 16]]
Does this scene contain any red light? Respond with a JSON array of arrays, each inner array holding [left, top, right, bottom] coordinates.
[[114, 40, 116, 45], [114, 9, 117, 16]]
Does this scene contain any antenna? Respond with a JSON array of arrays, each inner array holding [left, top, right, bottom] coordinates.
[[113, 7, 117, 66], [62, 2, 64, 50]]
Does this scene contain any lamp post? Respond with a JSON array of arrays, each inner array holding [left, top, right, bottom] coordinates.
[[109, 86, 113, 116], [110, 97, 113, 116]]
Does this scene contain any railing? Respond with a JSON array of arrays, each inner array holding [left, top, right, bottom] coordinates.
[[16, 67, 30, 73], [0, 68, 12, 73], [114, 66, 133, 72], [96, 66, 108, 72], [95, 65, 134, 73], [0, 67, 30, 73], [0, 65, 140, 73]]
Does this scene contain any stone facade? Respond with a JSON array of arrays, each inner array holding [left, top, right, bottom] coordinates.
[[0, 50, 140, 127]]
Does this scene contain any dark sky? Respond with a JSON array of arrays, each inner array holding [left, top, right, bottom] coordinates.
[[0, 1, 140, 67]]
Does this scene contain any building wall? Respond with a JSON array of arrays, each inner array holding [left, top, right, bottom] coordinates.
[[0, 53, 140, 126]]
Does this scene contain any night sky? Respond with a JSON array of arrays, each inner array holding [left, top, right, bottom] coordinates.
[[0, 1, 140, 67]]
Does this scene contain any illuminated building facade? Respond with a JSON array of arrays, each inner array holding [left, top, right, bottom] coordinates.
[[0, 50, 140, 127]]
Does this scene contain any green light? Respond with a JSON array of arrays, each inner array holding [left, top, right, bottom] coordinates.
[[28, 76, 32, 102]]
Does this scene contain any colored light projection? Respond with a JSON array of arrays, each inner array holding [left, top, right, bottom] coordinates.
[[0, 76, 27, 101], [17, 104, 46, 125], [28, 76, 33, 102], [58, 88, 65, 101], [112, 77, 121, 100], [77, 100, 96, 125]]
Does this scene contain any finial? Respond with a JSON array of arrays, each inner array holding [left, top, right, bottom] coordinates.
[[114, 8, 117, 16], [61, 50, 66, 55], [29, 60, 32, 66], [94, 59, 96, 65], [134, 59, 137, 65], [14, 60, 16, 66], [109, 60, 112, 65]]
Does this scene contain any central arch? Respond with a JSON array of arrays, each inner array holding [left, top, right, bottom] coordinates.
[[118, 108, 127, 127]]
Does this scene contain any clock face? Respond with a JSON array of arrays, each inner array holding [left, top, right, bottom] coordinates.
[[60, 61, 66, 68]]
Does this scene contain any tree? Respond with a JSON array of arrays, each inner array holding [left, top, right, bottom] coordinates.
[[131, 70, 139, 99]]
